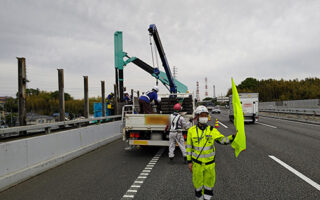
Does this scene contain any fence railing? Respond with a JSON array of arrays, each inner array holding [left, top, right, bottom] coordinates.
[[0, 115, 122, 139], [259, 108, 320, 116]]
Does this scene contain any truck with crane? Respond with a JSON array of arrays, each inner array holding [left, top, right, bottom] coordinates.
[[115, 24, 195, 147]]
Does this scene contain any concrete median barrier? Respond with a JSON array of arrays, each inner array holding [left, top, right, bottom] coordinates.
[[0, 120, 122, 192], [260, 111, 320, 125]]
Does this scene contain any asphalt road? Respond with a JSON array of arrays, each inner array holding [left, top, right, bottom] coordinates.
[[0, 110, 319, 199]]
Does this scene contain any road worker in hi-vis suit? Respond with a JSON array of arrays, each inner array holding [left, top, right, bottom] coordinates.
[[168, 103, 192, 163], [187, 105, 236, 200]]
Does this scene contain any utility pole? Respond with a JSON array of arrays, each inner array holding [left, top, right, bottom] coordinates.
[[213, 85, 216, 98], [17, 57, 27, 127], [196, 81, 200, 101], [58, 69, 65, 121], [205, 77, 208, 97], [101, 81, 105, 117], [84, 76, 89, 118], [131, 89, 134, 101]]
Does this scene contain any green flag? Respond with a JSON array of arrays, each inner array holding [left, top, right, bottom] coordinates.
[[231, 78, 246, 157]]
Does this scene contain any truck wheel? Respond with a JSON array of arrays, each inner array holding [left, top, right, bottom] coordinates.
[[229, 116, 233, 122], [252, 115, 256, 124]]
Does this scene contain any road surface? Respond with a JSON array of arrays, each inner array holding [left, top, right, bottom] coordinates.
[[1, 110, 319, 199]]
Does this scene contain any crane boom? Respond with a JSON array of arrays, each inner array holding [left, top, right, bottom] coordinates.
[[148, 24, 177, 93], [114, 25, 188, 97]]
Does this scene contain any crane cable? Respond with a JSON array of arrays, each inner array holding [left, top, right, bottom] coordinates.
[[149, 35, 159, 86], [149, 35, 155, 68]]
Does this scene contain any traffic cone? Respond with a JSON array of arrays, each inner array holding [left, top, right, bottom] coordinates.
[[215, 118, 220, 128]]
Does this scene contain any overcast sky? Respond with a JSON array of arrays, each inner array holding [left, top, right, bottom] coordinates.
[[1, 0, 319, 99]]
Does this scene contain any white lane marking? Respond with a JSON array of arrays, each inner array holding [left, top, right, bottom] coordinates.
[[123, 195, 134, 198], [256, 122, 277, 129], [269, 155, 320, 191], [131, 185, 141, 188], [134, 181, 143, 184], [121, 148, 165, 200], [218, 121, 228, 128]]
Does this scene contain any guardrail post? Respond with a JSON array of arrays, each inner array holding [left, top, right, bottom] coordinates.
[[45, 127, 51, 134], [84, 76, 89, 118], [58, 69, 65, 122], [17, 57, 27, 130], [101, 81, 106, 117]]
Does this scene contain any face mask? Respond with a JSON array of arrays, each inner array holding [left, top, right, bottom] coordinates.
[[199, 117, 208, 124]]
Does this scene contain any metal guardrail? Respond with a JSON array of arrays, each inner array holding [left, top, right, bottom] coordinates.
[[259, 108, 320, 116], [0, 115, 122, 139]]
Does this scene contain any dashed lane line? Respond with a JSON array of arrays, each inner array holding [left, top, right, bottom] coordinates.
[[269, 155, 320, 191], [256, 122, 277, 129], [123, 195, 134, 198], [121, 148, 165, 199], [218, 121, 228, 128]]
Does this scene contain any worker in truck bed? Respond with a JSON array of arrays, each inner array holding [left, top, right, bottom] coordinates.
[[138, 86, 160, 114], [106, 92, 114, 115], [168, 103, 192, 164], [123, 91, 131, 104]]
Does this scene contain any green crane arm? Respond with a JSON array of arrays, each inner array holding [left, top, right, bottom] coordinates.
[[114, 31, 188, 93]]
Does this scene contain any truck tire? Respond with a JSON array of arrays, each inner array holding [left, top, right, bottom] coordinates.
[[252, 115, 256, 124], [229, 115, 233, 122]]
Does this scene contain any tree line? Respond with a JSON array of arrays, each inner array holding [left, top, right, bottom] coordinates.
[[226, 77, 320, 102]]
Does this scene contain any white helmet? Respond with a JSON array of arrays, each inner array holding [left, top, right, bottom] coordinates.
[[124, 91, 128, 94], [152, 86, 159, 92], [195, 105, 209, 115]]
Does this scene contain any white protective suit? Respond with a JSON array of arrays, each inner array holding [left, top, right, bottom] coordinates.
[[168, 112, 191, 158]]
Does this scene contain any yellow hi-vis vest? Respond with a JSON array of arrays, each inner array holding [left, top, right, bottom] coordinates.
[[186, 125, 235, 164]]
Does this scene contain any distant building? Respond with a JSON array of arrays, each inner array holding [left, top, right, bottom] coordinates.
[[0, 96, 8, 106], [217, 96, 229, 103], [27, 113, 55, 125], [0, 111, 5, 126]]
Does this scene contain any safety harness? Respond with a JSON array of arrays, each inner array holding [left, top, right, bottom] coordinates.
[[192, 126, 215, 165], [171, 113, 181, 131]]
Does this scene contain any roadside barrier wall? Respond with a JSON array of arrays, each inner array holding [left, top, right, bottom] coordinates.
[[0, 120, 122, 192]]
